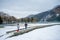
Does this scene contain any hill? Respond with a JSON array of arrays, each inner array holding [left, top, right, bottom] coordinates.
[[27, 5, 60, 22]]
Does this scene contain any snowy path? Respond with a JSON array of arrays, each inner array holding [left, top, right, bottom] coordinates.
[[0, 25, 53, 39], [5, 25, 60, 40], [0, 23, 60, 40], [7, 25, 54, 38], [6, 23, 60, 38]]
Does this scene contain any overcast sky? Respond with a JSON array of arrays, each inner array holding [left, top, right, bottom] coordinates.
[[0, 0, 60, 18]]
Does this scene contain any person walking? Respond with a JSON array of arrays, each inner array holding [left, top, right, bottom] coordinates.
[[25, 22, 28, 29], [17, 23, 20, 32]]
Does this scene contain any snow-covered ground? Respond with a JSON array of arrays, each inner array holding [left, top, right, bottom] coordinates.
[[0, 23, 59, 36], [0, 23, 60, 40], [5, 25, 60, 40]]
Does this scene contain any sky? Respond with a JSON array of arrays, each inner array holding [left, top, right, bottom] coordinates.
[[0, 0, 60, 18]]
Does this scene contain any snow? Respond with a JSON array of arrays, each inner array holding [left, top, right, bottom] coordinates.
[[0, 23, 60, 40], [0, 23, 54, 34], [0, 23, 58, 35], [5, 25, 60, 40], [7, 25, 60, 40]]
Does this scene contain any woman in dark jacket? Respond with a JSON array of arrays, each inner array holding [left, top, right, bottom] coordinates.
[[25, 22, 28, 29]]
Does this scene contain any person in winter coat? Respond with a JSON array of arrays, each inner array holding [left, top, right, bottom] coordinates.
[[25, 22, 28, 29], [17, 23, 20, 32]]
